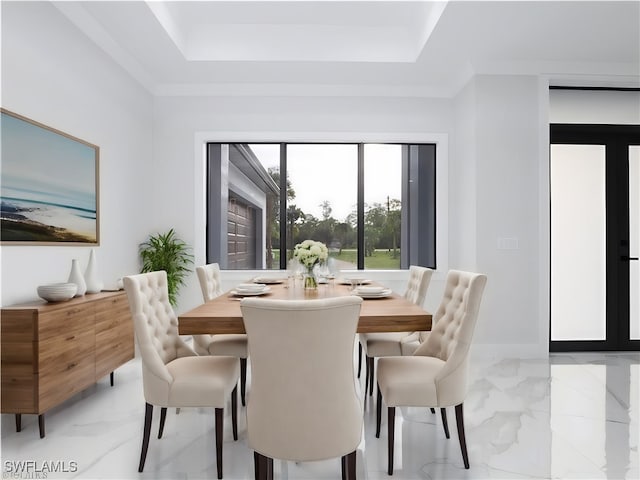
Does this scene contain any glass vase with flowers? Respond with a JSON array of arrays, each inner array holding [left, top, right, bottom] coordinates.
[[292, 240, 329, 290]]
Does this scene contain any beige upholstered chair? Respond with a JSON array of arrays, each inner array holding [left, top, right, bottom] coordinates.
[[360, 266, 434, 395], [123, 271, 240, 479], [193, 263, 249, 406], [240, 296, 364, 480], [375, 270, 487, 474]]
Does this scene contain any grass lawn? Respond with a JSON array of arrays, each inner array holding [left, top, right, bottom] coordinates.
[[267, 248, 400, 269], [333, 249, 400, 269]]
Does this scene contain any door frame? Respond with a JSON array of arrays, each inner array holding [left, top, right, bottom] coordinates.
[[550, 124, 640, 352]]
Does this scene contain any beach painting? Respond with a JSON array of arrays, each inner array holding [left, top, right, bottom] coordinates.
[[1, 109, 99, 244]]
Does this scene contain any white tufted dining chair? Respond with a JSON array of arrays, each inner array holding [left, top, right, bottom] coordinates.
[[123, 271, 240, 479], [193, 263, 249, 406], [240, 296, 364, 480], [359, 266, 433, 396], [375, 270, 487, 474]]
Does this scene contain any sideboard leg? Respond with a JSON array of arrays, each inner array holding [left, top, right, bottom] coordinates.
[[38, 414, 45, 438], [110, 371, 114, 387], [15, 414, 21, 432]]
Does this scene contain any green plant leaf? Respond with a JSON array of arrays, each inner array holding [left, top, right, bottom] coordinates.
[[138, 228, 194, 306]]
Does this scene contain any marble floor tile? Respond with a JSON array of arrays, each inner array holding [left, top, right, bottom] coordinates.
[[1, 352, 638, 479]]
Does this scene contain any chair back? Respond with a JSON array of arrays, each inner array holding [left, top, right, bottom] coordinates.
[[196, 263, 223, 301], [240, 296, 363, 462], [123, 271, 196, 403], [413, 270, 487, 403], [404, 265, 434, 307]]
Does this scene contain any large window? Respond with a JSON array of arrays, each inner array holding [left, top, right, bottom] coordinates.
[[206, 143, 435, 270]]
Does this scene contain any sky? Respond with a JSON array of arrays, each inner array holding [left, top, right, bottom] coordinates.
[[248, 143, 402, 222], [1, 112, 97, 211]]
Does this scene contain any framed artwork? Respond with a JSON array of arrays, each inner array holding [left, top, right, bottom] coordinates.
[[1, 108, 100, 245]]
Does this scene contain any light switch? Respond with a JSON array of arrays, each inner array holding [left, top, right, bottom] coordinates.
[[497, 237, 519, 250]]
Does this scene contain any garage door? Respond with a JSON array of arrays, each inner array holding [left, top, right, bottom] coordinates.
[[227, 195, 256, 269]]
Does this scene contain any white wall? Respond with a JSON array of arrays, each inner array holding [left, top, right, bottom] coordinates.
[[1, 2, 153, 306], [452, 75, 548, 357], [550, 89, 640, 124]]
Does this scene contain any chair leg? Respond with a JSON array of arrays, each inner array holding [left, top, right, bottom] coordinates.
[[440, 407, 450, 439], [455, 403, 470, 469], [254, 452, 261, 480], [240, 358, 247, 407], [15, 414, 21, 432], [388, 406, 396, 475], [364, 354, 370, 395], [231, 386, 238, 441], [376, 383, 382, 438], [254, 452, 273, 480], [368, 356, 375, 396], [357, 342, 362, 378], [341, 450, 356, 480], [139, 403, 153, 472], [215, 408, 224, 479], [158, 407, 167, 438], [266, 456, 273, 480], [38, 414, 45, 438]]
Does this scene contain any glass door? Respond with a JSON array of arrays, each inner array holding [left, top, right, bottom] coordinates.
[[550, 124, 640, 351], [626, 146, 639, 342]]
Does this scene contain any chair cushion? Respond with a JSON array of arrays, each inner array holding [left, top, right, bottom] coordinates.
[[360, 332, 405, 357], [377, 356, 445, 407], [399, 332, 430, 356], [165, 355, 239, 407], [209, 334, 248, 357], [400, 339, 420, 356]]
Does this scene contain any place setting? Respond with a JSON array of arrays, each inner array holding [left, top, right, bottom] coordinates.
[[229, 283, 272, 297], [337, 276, 372, 286], [350, 284, 393, 299], [252, 276, 284, 285]]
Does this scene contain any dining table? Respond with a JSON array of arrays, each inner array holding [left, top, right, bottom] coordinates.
[[178, 278, 432, 335]]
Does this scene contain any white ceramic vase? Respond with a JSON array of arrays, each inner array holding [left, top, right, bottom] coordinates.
[[84, 249, 103, 294], [68, 259, 87, 296]]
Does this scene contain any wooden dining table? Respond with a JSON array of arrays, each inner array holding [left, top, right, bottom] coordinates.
[[178, 279, 432, 335]]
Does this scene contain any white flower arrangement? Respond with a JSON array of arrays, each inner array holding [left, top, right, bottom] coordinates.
[[293, 239, 329, 269]]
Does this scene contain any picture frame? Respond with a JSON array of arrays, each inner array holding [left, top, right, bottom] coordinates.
[[1, 108, 100, 245]]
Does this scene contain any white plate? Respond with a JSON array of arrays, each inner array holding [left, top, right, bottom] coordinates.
[[253, 277, 284, 284], [235, 283, 266, 292], [352, 288, 392, 299], [230, 286, 271, 297], [355, 286, 386, 294], [338, 278, 372, 285]]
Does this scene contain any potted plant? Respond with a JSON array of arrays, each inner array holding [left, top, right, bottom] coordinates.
[[139, 228, 194, 306]]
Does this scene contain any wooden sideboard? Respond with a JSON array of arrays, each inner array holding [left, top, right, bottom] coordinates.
[[1, 290, 134, 437]]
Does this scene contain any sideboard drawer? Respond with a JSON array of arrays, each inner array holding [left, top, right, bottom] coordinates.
[[38, 329, 95, 375], [95, 295, 130, 331], [38, 355, 95, 412], [95, 328, 133, 380], [38, 303, 95, 341]]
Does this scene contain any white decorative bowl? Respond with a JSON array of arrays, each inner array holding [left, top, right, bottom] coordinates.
[[37, 283, 78, 302]]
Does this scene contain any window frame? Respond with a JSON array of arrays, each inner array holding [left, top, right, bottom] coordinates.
[[197, 132, 449, 273]]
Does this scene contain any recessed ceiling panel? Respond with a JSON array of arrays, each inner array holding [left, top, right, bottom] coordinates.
[[146, 0, 447, 62]]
